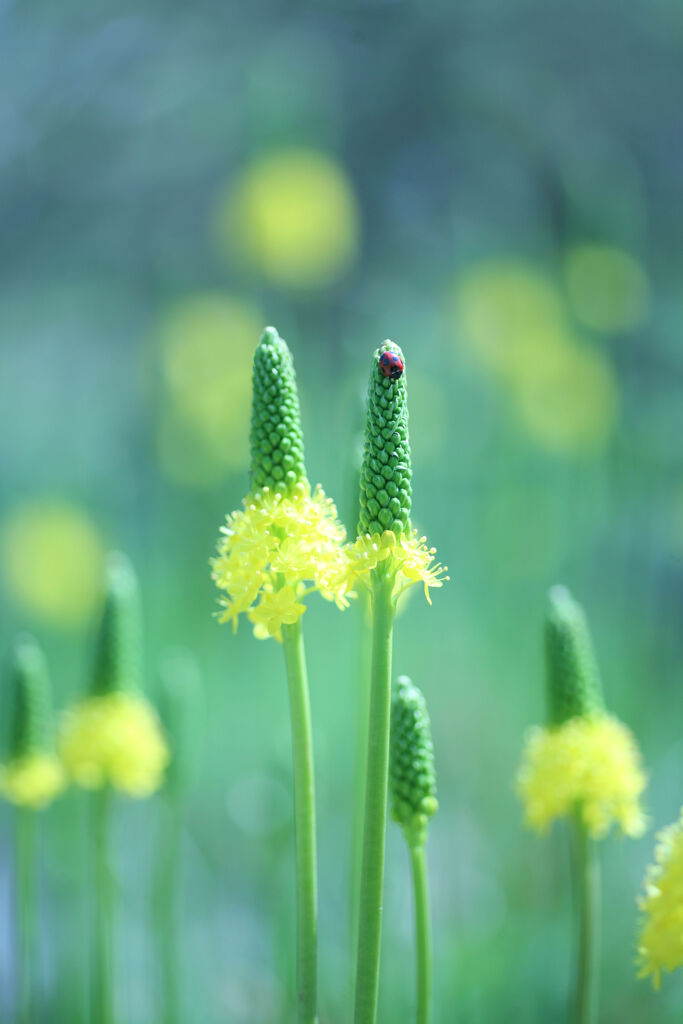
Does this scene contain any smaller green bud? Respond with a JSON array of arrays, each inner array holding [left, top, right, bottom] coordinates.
[[7, 635, 54, 760], [545, 585, 604, 727], [91, 552, 143, 696], [389, 675, 438, 848], [158, 647, 202, 796], [250, 326, 308, 496]]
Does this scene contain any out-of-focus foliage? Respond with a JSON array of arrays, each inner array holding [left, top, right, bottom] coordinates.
[[1, 0, 682, 1021]]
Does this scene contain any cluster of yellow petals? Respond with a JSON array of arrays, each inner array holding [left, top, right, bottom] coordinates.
[[344, 529, 448, 603], [517, 714, 647, 839], [0, 753, 65, 809], [211, 484, 350, 641], [60, 693, 169, 797], [638, 808, 683, 989]]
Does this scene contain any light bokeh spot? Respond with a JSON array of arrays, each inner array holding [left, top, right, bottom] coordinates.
[[563, 243, 649, 333], [156, 293, 261, 486], [216, 148, 360, 289], [1, 502, 105, 628]]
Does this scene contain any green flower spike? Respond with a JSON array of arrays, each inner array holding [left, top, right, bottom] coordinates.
[[359, 341, 412, 537], [1, 635, 64, 809], [91, 551, 143, 697], [389, 676, 437, 1024], [212, 325, 351, 1024], [353, 343, 446, 1024], [250, 326, 307, 496], [1, 637, 64, 1024], [390, 676, 438, 850], [545, 584, 604, 726], [517, 585, 648, 1024]]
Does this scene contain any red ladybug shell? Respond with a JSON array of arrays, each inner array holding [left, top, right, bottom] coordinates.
[[378, 350, 404, 380]]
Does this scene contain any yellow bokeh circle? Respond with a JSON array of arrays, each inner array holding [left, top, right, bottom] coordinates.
[[216, 148, 360, 289], [1, 502, 105, 628]]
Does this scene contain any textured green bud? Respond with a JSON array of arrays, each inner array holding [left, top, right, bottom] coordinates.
[[7, 635, 53, 759], [358, 341, 412, 537], [250, 326, 307, 496], [545, 585, 604, 726], [389, 676, 438, 848], [91, 552, 143, 696], [158, 648, 201, 795]]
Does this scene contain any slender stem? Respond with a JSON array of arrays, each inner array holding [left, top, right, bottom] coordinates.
[[281, 618, 318, 1024], [409, 844, 432, 1024], [154, 796, 183, 1024], [571, 819, 600, 1024], [16, 807, 36, 1024], [350, 590, 372, 964], [354, 569, 395, 1024], [92, 787, 115, 1024]]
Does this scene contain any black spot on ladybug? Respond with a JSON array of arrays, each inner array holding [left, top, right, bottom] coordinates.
[[378, 351, 404, 380]]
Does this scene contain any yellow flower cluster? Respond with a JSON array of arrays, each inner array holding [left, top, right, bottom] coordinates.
[[344, 530, 448, 603], [211, 484, 349, 641], [638, 809, 683, 989], [517, 715, 647, 839], [60, 693, 169, 797], [0, 753, 65, 809]]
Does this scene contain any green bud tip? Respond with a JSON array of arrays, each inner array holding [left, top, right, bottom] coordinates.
[[389, 675, 438, 848], [7, 634, 54, 760], [250, 326, 308, 497], [545, 584, 604, 727], [91, 551, 143, 697], [158, 647, 201, 794], [358, 340, 412, 538]]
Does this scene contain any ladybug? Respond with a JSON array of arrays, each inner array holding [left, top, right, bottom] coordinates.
[[378, 350, 404, 380]]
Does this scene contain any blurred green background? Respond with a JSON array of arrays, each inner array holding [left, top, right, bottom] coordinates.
[[1, 0, 682, 1021]]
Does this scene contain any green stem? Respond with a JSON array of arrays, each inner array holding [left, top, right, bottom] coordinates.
[[154, 797, 183, 1024], [354, 569, 395, 1024], [281, 618, 318, 1024], [93, 787, 115, 1024], [16, 807, 36, 1024], [409, 844, 432, 1024], [571, 819, 600, 1024], [350, 591, 372, 965]]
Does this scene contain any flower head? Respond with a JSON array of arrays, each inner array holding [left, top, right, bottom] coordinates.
[[517, 715, 646, 839], [61, 552, 168, 796], [390, 676, 438, 848], [60, 692, 168, 797], [344, 529, 447, 603], [637, 808, 683, 989], [212, 327, 349, 640], [1, 635, 64, 809]]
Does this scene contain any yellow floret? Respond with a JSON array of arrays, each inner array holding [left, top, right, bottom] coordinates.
[[517, 715, 646, 839], [638, 809, 683, 989], [0, 753, 65, 809], [344, 530, 448, 603], [60, 693, 168, 797], [211, 484, 349, 640]]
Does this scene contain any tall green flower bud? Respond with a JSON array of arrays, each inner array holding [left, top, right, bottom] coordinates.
[[250, 326, 307, 496], [545, 585, 605, 726], [358, 341, 412, 538], [91, 552, 143, 696], [389, 676, 438, 849], [8, 636, 53, 761]]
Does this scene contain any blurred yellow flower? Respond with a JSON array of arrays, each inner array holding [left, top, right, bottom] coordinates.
[[513, 343, 618, 454], [517, 715, 647, 839], [452, 258, 619, 454], [0, 753, 65, 809], [60, 693, 168, 797], [212, 483, 350, 640], [1, 502, 104, 628], [564, 244, 649, 333], [638, 808, 683, 989], [156, 293, 262, 486], [216, 148, 360, 289]]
